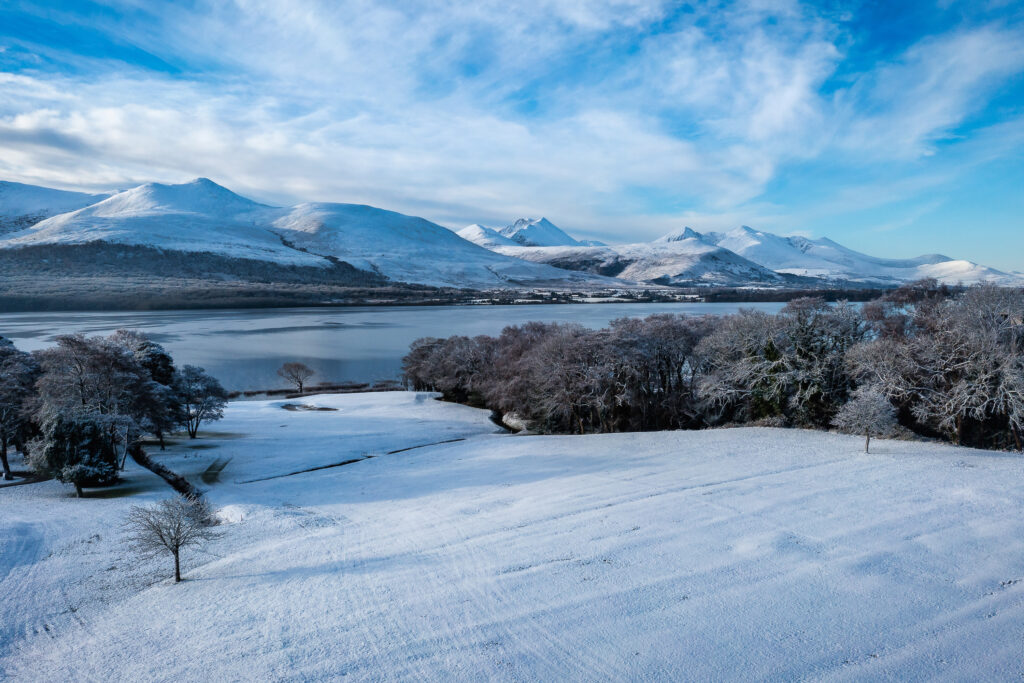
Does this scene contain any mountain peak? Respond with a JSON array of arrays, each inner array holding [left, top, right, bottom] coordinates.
[[499, 217, 582, 247], [457, 223, 520, 248], [657, 226, 704, 243], [99, 178, 266, 216]]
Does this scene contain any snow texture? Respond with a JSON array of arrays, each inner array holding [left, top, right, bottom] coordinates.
[[3, 391, 1024, 680]]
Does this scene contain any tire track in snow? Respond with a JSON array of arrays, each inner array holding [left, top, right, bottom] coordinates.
[[0, 522, 47, 647], [337, 487, 623, 679]]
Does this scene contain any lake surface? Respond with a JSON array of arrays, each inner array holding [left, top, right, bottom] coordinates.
[[1, 302, 786, 390]]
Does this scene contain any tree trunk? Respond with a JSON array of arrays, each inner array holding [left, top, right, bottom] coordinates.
[[0, 437, 12, 481], [864, 433, 870, 454], [129, 443, 201, 499], [75, 481, 83, 497], [1012, 425, 1022, 452], [174, 549, 181, 583], [158, 429, 166, 451]]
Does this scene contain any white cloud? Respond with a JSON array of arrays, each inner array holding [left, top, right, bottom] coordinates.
[[0, 1, 1022, 247]]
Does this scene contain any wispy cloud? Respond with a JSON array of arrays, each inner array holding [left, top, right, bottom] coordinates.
[[0, 0, 1022, 267]]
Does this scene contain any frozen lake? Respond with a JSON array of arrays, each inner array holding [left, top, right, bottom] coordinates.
[[1, 302, 786, 390]]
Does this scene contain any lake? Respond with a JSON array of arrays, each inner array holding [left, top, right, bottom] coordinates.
[[1, 302, 787, 390]]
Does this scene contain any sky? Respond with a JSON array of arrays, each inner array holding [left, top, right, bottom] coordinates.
[[1, 0, 1023, 270]]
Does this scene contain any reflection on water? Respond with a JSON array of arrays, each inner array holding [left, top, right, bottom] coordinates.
[[1, 302, 786, 390]]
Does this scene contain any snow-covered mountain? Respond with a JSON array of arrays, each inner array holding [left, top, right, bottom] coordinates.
[[267, 204, 600, 288], [0, 179, 609, 290], [456, 224, 520, 249], [490, 228, 787, 286], [468, 219, 1020, 287], [498, 217, 583, 247], [0, 181, 109, 235], [699, 225, 1020, 286], [2, 178, 326, 267], [3, 176, 1017, 293]]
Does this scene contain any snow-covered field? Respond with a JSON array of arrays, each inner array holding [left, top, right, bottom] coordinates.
[[3, 392, 1024, 680]]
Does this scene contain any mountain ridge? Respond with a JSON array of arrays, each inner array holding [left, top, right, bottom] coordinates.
[[0, 178, 613, 290], [1, 177, 1019, 292]]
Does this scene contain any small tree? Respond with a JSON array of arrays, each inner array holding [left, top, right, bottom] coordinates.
[[277, 362, 315, 393], [124, 496, 219, 582], [174, 365, 229, 439], [832, 386, 898, 453]]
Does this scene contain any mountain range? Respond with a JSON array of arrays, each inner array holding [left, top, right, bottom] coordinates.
[[0, 178, 1019, 309], [460, 220, 1021, 287], [0, 179, 604, 292]]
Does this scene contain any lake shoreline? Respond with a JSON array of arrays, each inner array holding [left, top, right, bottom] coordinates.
[[0, 284, 890, 314], [0, 300, 827, 391]]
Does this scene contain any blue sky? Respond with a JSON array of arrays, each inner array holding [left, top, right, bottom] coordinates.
[[1, 0, 1023, 270]]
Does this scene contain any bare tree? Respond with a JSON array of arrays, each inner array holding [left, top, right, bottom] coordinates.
[[832, 386, 898, 453], [124, 496, 219, 582], [277, 362, 315, 393]]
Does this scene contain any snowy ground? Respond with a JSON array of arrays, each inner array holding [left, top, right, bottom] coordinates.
[[2, 392, 1024, 681]]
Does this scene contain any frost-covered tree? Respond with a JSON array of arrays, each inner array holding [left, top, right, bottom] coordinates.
[[604, 314, 716, 431], [124, 496, 219, 582], [695, 300, 865, 428], [831, 386, 898, 453], [26, 411, 120, 496], [175, 365, 229, 438], [111, 329, 181, 449], [31, 334, 156, 492], [277, 362, 315, 393], [402, 337, 445, 391], [848, 284, 1024, 449], [30, 332, 203, 497], [110, 329, 176, 385], [532, 325, 611, 434], [0, 341, 39, 480]]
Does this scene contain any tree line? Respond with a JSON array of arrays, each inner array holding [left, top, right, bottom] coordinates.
[[403, 281, 1024, 452], [0, 330, 228, 495]]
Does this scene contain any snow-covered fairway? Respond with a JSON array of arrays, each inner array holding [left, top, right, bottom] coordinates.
[[3, 392, 1024, 681]]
